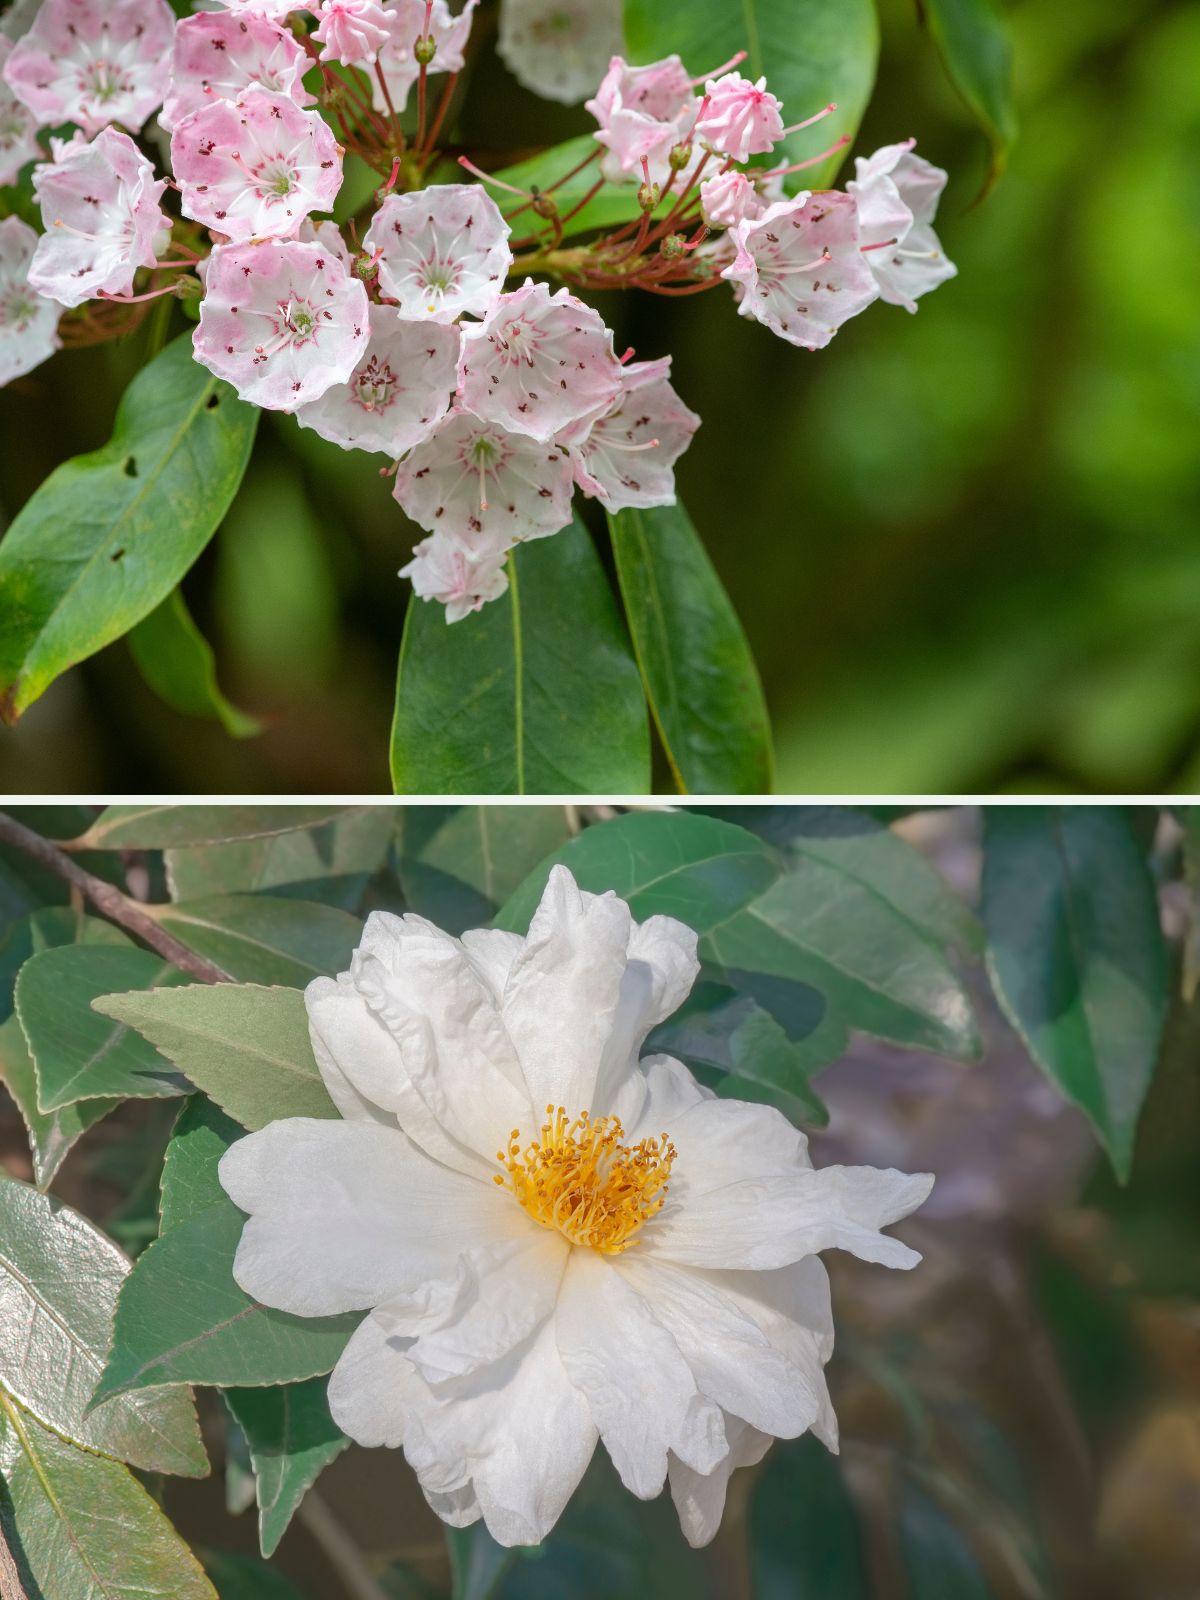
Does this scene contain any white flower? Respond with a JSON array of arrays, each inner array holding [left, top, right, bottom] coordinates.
[[497, 0, 624, 108], [219, 865, 934, 1548], [848, 139, 957, 313]]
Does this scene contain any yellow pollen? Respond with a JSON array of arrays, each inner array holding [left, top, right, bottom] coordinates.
[[494, 1103, 676, 1255]]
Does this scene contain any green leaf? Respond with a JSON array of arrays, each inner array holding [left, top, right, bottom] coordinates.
[[0, 1177, 207, 1477], [78, 805, 358, 851], [94, 1204, 356, 1402], [201, 1550, 308, 1600], [900, 1481, 994, 1600], [0, 1016, 117, 1191], [126, 588, 262, 739], [0, 335, 258, 724], [154, 897, 361, 987], [981, 806, 1168, 1181], [224, 1379, 349, 1558], [920, 0, 1017, 196], [159, 1097, 247, 1235], [749, 1435, 868, 1598], [165, 810, 395, 908], [91, 984, 336, 1132], [0, 1395, 217, 1600], [489, 138, 654, 241], [0, 909, 128, 1027], [391, 520, 650, 795], [397, 806, 573, 934], [608, 504, 773, 796], [622, 0, 878, 187], [15, 946, 192, 1112]]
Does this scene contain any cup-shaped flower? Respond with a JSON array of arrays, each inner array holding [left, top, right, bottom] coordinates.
[[585, 53, 696, 182], [160, 12, 315, 135], [313, 0, 391, 67], [295, 303, 459, 457], [3, 0, 174, 137], [0, 217, 62, 387], [29, 127, 168, 308], [173, 90, 343, 244], [497, 0, 624, 107], [723, 190, 879, 350], [218, 866, 934, 1548], [363, 184, 512, 324], [564, 356, 700, 512], [371, 0, 478, 114], [400, 532, 510, 622], [457, 279, 622, 444], [392, 408, 576, 553], [193, 238, 370, 410], [0, 39, 40, 187], [694, 72, 784, 162], [848, 140, 957, 313]]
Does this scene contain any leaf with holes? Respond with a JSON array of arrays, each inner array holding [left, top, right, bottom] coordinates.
[[126, 587, 262, 738], [0, 335, 258, 723], [224, 1379, 349, 1557]]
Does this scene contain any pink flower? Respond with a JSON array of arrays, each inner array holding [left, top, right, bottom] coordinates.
[[848, 140, 956, 313], [694, 72, 783, 161], [29, 127, 168, 308], [457, 279, 621, 444], [400, 533, 510, 623], [193, 238, 370, 411], [393, 409, 575, 551], [0, 39, 40, 187], [372, 0, 478, 114], [172, 89, 343, 244], [699, 170, 764, 230], [723, 190, 879, 350], [0, 217, 61, 387], [313, 0, 391, 67], [497, 0, 624, 107], [363, 184, 511, 324], [298, 216, 350, 261], [160, 12, 314, 136], [210, 0, 296, 19], [564, 356, 699, 511], [3, 0, 174, 137], [296, 303, 459, 456], [585, 53, 696, 182]]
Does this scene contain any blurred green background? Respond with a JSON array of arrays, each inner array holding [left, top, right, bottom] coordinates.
[[1, 0, 1198, 794]]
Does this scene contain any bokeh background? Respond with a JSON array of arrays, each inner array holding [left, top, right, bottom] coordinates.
[[1, 0, 1198, 794]]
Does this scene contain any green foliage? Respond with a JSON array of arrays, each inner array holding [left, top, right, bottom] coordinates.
[[202, 1550, 308, 1599], [224, 1380, 349, 1557], [397, 806, 573, 934], [153, 897, 361, 987], [79, 806, 359, 851], [749, 1436, 868, 1597], [919, 0, 1018, 194], [900, 1481, 995, 1598], [127, 589, 262, 739], [0, 337, 257, 724], [164, 811, 395, 907]]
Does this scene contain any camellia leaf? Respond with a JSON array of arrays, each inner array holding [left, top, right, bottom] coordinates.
[[0, 1393, 217, 1600], [164, 809, 396, 907], [224, 1379, 349, 1557], [608, 504, 773, 795], [622, 0, 878, 187], [0, 1016, 117, 1191], [900, 1480, 995, 1599], [397, 806, 573, 934], [981, 806, 1168, 1181], [0, 335, 258, 724], [0, 908, 129, 1026], [16, 945, 193, 1112], [75, 804, 358, 851], [391, 518, 650, 795], [126, 587, 262, 739], [91, 983, 336, 1131], [749, 1436, 869, 1598], [159, 1096, 248, 1235], [919, 0, 1017, 197], [0, 1176, 207, 1477], [154, 896, 362, 987], [202, 1550, 308, 1599]]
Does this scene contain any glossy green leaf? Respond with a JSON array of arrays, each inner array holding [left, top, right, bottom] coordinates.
[[920, 0, 1017, 195], [0, 1177, 206, 1477], [78, 805, 357, 851], [0, 1016, 116, 1191], [159, 1096, 247, 1235], [392, 520, 649, 795], [900, 1481, 994, 1599], [981, 806, 1168, 1181], [224, 1379, 349, 1557], [0, 909, 128, 1026], [0, 335, 258, 724], [16, 946, 192, 1112], [127, 588, 262, 738], [155, 896, 361, 987], [608, 504, 773, 795], [491, 138, 653, 241], [91, 984, 336, 1132], [398, 806, 573, 934], [165, 810, 395, 908], [623, 0, 878, 187], [0, 1395, 217, 1600], [749, 1435, 868, 1598], [202, 1550, 308, 1600]]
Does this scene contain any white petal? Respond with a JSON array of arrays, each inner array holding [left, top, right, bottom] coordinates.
[[593, 915, 700, 1117], [554, 1249, 726, 1498], [668, 1415, 773, 1548], [219, 1118, 517, 1315], [460, 927, 525, 1000], [501, 866, 633, 1114], [424, 1482, 482, 1527], [623, 1051, 714, 1136]]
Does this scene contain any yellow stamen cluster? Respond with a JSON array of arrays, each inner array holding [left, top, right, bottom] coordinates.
[[495, 1105, 676, 1255]]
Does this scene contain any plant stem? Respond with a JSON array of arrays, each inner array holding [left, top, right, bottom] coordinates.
[[0, 812, 232, 984], [297, 1491, 391, 1600]]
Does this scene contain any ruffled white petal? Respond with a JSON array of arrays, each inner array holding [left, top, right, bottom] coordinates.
[[460, 927, 525, 1000], [593, 915, 700, 1118], [668, 1414, 774, 1548]]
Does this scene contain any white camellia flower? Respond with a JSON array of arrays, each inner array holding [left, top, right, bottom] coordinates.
[[219, 865, 934, 1548]]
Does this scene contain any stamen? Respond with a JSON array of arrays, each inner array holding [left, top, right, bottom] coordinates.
[[690, 49, 747, 87], [780, 102, 837, 137]]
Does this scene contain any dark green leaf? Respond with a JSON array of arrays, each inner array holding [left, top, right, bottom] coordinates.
[[391, 520, 650, 795], [0, 1016, 116, 1191], [900, 1481, 994, 1599], [127, 588, 262, 738], [398, 807, 573, 934], [155, 897, 361, 987], [159, 1096, 247, 1234], [79, 805, 358, 851], [491, 138, 656, 240], [224, 1379, 349, 1557], [0, 909, 127, 1026], [201, 1550, 308, 1600], [981, 806, 1168, 1180], [920, 0, 1017, 196], [165, 811, 395, 908], [91, 984, 336, 1131], [749, 1435, 868, 1598], [0, 1176, 207, 1477], [609, 504, 773, 795], [0, 335, 258, 724]]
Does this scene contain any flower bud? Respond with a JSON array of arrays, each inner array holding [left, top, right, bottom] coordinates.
[[659, 233, 687, 258], [174, 272, 204, 303], [637, 179, 661, 212], [353, 251, 378, 280], [414, 32, 437, 65], [530, 187, 558, 221], [668, 141, 693, 172]]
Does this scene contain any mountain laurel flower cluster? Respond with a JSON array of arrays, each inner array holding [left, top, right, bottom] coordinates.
[[218, 865, 934, 1548], [0, 0, 956, 618]]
